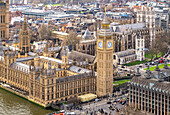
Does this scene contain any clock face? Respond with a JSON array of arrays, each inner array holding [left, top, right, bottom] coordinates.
[[98, 41, 103, 48], [107, 42, 112, 48]]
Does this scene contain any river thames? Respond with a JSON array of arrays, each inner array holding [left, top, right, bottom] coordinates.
[[0, 88, 53, 115]]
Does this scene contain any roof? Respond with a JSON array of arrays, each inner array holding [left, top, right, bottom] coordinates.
[[130, 74, 170, 94], [68, 65, 91, 74], [114, 23, 146, 34], [11, 62, 30, 73], [39, 56, 63, 64], [28, 52, 37, 56], [35, 46, 61, 53], [102, 15, 110, 25], [113, 49, 136, 58], [68, 51, 95, 63], [16, 57, 35, 62], [131, 68, 170, 93], [82, 29, 93, 40], [52, 31, 68, 36], [78, 93, 97, 102]]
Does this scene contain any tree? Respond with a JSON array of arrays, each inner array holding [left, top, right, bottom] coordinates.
[[152, 38, 160, 59], [65, 31, 78, 50], [155, 31, 169, 57], [148, 30, 169, 60], [148, 46, 156, 61], [38, 24, 53, 40], [29, 29, 37, 42], [161, 30, 170, 45], [89, 25, 95, 31]]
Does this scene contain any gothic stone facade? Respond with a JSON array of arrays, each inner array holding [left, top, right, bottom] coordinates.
[[0, 50, 96, 107], [0, 0, 9, 40]]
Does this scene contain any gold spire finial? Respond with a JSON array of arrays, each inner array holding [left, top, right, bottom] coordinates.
[[105, 6, 106, 16]]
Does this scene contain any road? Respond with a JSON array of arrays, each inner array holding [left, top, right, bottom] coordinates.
[[69, 94, 128, 115]]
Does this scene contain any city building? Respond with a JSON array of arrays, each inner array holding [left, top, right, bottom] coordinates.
[[113, 49, 137, 65], [0, 0, 9, 40], [129, 67, 170, 115], [19, 17, 30, 57], [136, 34, 145, 61], [137, 6, 155, 45], [112, 22, 150, 50], [76, 29, 96, 56], [0, 18, 97, 107], [97, 14, 113, 97]]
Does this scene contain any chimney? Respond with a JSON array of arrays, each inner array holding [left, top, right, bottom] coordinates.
[[136, 67, 141, 76]]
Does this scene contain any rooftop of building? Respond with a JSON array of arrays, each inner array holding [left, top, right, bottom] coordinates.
[[131, 68, 170, 93], [113, 23, 146, 34], [113, 49, 136, 58]]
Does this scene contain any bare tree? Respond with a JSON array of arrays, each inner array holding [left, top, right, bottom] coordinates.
[[155, 31, 169, 57], [152, 38, 160, 59], [89, 25, 95, 31], [148, 46, 156, 61], [38, 24, 53, 40], [65, 31, 78, 50], [148, 31, 169, 60]]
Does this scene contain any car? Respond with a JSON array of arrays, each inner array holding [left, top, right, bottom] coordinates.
[[159, 59, 163, 63], [95, 98, 101, 102], [122, 101, 126, 105], [121, 65, 125, 68], [112, 100, 117, 103], [119, 100, 122, 103], [107, 101, 111, 104], [115, 109, 119, 112], [151, 62, 155, 65]]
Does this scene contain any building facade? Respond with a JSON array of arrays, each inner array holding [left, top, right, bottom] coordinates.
[[19, 17, 30, 56], [137, 6, 155, 46], [129, 69, 170, 115], [76, 29, 96, 56], [0, 0, 9, 40], [113, 49, 137, 65], [97, 15, 113, 97], [136, 34, 145, 61], [0, 48, 96, 107]]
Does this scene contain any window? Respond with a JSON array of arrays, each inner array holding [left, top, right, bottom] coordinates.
[[113, 55, 116, 59], [47, 95, 49, 100], [42, 87, 44, 93], [1, 16, 2, 23], [3, 16, 5, 23], [47, 87, 49, 93], [42, 95, 44, 100], [47, 80, 49, 85], [3, 30, 5, 38], [52, 87, 53, 93]]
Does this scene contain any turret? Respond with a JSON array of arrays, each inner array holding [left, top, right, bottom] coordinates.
[[19, 16, 30, 56], [61, 46, 69, 69]]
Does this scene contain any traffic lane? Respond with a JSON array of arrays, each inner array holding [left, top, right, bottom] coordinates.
[[83, 104, 116, 115], [82, 101, 124, 114]]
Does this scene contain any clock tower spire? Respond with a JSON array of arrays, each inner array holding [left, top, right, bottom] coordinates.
[[97, 13, 113, 97]]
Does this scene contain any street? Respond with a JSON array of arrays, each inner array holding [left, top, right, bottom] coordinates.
[[68, 94, 128, 115]]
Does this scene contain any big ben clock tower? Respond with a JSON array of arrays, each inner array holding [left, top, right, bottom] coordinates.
[[97, 11, 113, 97]]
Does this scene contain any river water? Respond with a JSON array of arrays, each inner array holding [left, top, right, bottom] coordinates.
[[0, 88, 53, 115]]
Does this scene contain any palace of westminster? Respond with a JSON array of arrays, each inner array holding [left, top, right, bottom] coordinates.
[[0, 0, 169, 109]]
